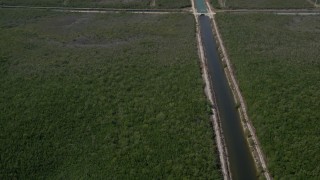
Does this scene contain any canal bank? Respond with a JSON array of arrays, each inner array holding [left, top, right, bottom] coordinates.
[[198, 14, 256, 180], [192, 1, 230, 178], [193, 0, 271, 179]]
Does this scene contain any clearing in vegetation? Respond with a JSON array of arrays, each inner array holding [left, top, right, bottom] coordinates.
[[0, 0, 191, 9], [216, 13, 320, 178], [212, 0, 313, 9], [0, 9, 221, 179]]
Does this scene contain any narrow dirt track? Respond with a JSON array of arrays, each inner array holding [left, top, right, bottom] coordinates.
[[0, 5, 191, 14], [1, 4, 320, 14]]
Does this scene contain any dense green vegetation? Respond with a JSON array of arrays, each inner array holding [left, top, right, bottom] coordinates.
[[0, 9, 221, 179], [0, 0, 191, 8], [216, 13, 320, 178], [212, 0, 313, 9]]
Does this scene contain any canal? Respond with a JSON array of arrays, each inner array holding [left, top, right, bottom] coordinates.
[[195, 0, 258, 179]]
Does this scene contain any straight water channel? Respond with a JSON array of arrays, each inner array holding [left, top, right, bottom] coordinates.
[[195, 1, 258, 179]]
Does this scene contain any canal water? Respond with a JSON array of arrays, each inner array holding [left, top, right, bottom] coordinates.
[[195, 0, 208, 13], [195, 1, 258, 179]]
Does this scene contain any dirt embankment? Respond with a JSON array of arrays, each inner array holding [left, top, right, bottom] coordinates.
[[191, 0, 231, 179], [205, 1, 272, 179]]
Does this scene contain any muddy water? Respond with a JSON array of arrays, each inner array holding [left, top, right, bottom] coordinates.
[[198, 15, 257, 180]]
